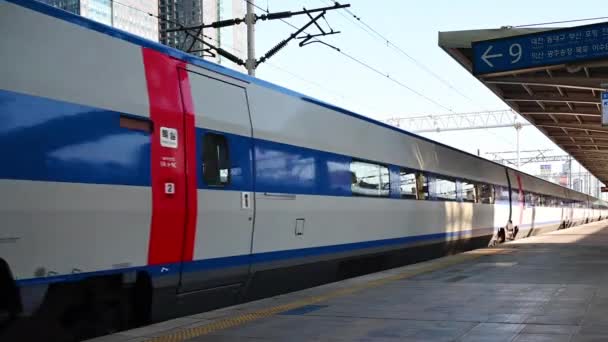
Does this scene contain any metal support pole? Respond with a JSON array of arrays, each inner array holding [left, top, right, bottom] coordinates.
[[568, 156, 572, 189], [515, 123, 522, 170], [246, 0, 256, 76]]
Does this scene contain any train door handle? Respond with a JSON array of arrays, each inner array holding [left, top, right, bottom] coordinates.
[[295, 218, 305, 237]]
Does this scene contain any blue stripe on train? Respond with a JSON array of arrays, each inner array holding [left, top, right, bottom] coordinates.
[[2, 89, 591, 201], [0, 89, 376, 197], [15, 226, 497, 286], [0, 89, 152, 186]]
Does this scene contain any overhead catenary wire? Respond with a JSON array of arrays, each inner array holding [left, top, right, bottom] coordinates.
[[249, 1, 518, 149], [120, 1, 517, 159], [112, 0, 383, 115], [202, 29, 388, 116], [243, 0, 454, 113], [314, 1, 522, 146], [318, 0, 479, 106], [113, 0, 453, 113], [113, 0, 515, 146]]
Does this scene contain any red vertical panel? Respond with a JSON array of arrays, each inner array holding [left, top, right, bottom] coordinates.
[[142, 48, 196, 265], [178, 68, 198, 262], [516, 174, 525, 227]]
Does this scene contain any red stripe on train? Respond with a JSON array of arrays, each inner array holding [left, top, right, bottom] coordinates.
[[142, 48, 197, 265], [516, 174, 524, 226], [178, 68, 198, 262]]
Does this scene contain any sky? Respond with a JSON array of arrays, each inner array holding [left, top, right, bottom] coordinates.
[[221, 0, 607, 193]]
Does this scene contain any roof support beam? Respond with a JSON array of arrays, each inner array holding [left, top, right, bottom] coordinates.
[[505, 94, 600, 105], [520, 111, 600, 117], [484, 76, 606, 92], [589, 133, 600, 150], [548, 113, 558, 123], [536, 122, 608, 133], [561, 127, 575, 144], [551, 134, 608, 140], [566, 101, 574, 111], [562, 143, 608, 148], [571, 150, 608, 155]]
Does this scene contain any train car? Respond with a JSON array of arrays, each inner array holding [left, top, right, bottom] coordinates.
[[1, 1, 607, 341]]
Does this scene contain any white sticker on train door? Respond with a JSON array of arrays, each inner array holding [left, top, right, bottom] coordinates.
[[160, 127, 178, 148], [241, 192, 252, 209]]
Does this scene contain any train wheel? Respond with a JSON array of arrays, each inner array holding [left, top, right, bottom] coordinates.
[[63, 277, 133, 340], [14, 277, 136, 341]]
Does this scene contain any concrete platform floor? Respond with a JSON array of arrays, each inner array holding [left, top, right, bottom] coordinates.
[[90, 220, 608, 342]]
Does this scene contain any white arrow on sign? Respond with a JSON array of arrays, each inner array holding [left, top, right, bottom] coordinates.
[[481, 45, 503, 68]]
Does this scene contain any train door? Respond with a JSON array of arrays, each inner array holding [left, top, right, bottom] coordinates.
[[143, 49, 193, 279], [176, 68, 255, 292]]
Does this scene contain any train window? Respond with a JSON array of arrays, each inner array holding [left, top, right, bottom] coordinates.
[[477, 184, 494, 204], [399, 169, 417, 199], [512, 189, 522, 204], [202, 133, 230, 186], [380, 166, 390, 197], [350, 161, 389, 197], [120, 115, 152, 133], [431, 177, 457, 201], [495, 186, 510, 202], [417, 173, 429, 200], [459, 181, 476, 202], [525, 192, 535, 207], [537, 194, 546, 207]]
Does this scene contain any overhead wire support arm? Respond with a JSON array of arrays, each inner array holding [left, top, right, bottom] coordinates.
[[297, 10, 341, 47], [256, 9, 330, 66], [177, 25, 247, 66], [164, 2, 350, 73], [165, 3, 349, 33], [165, 17, 246, 32], [255, 3, 350, 22]]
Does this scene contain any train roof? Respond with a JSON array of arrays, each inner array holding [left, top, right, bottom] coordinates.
[[9, 0, 602, 202]]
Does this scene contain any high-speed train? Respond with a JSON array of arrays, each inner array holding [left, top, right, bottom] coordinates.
[[1, 1, 607, 340]]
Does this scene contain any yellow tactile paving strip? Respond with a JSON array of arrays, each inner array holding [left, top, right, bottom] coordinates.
[[145, 248, 512, 342]]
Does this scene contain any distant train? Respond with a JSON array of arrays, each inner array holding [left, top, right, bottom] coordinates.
[[1, 1, 607, 341]]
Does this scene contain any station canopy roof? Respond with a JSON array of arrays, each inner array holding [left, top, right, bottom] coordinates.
[[439, 26, 608, 184]]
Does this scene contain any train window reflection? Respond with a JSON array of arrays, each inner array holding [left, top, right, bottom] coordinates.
[[431, 177, 457, 201], [350, 160, 389, 197], [538, 194, 546, 207], [202, 133, 230, 186], [477, 184, 494, 204], [459, 181, 476, 202], [418, 173, 429, 200], [495, 186, 510, 202], [525, 192, 535, 207], [399, 169, 417, 199], [380, 166, 390, 196]]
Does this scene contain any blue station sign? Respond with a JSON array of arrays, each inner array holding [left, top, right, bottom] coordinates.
[[602, 92, 608, 126], [472, 22, 608, 75]]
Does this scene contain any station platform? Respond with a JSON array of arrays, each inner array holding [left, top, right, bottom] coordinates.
[[91, 220, 608, 342]]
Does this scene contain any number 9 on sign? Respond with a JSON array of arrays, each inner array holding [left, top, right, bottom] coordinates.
[[510, 43, 522, 64]]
